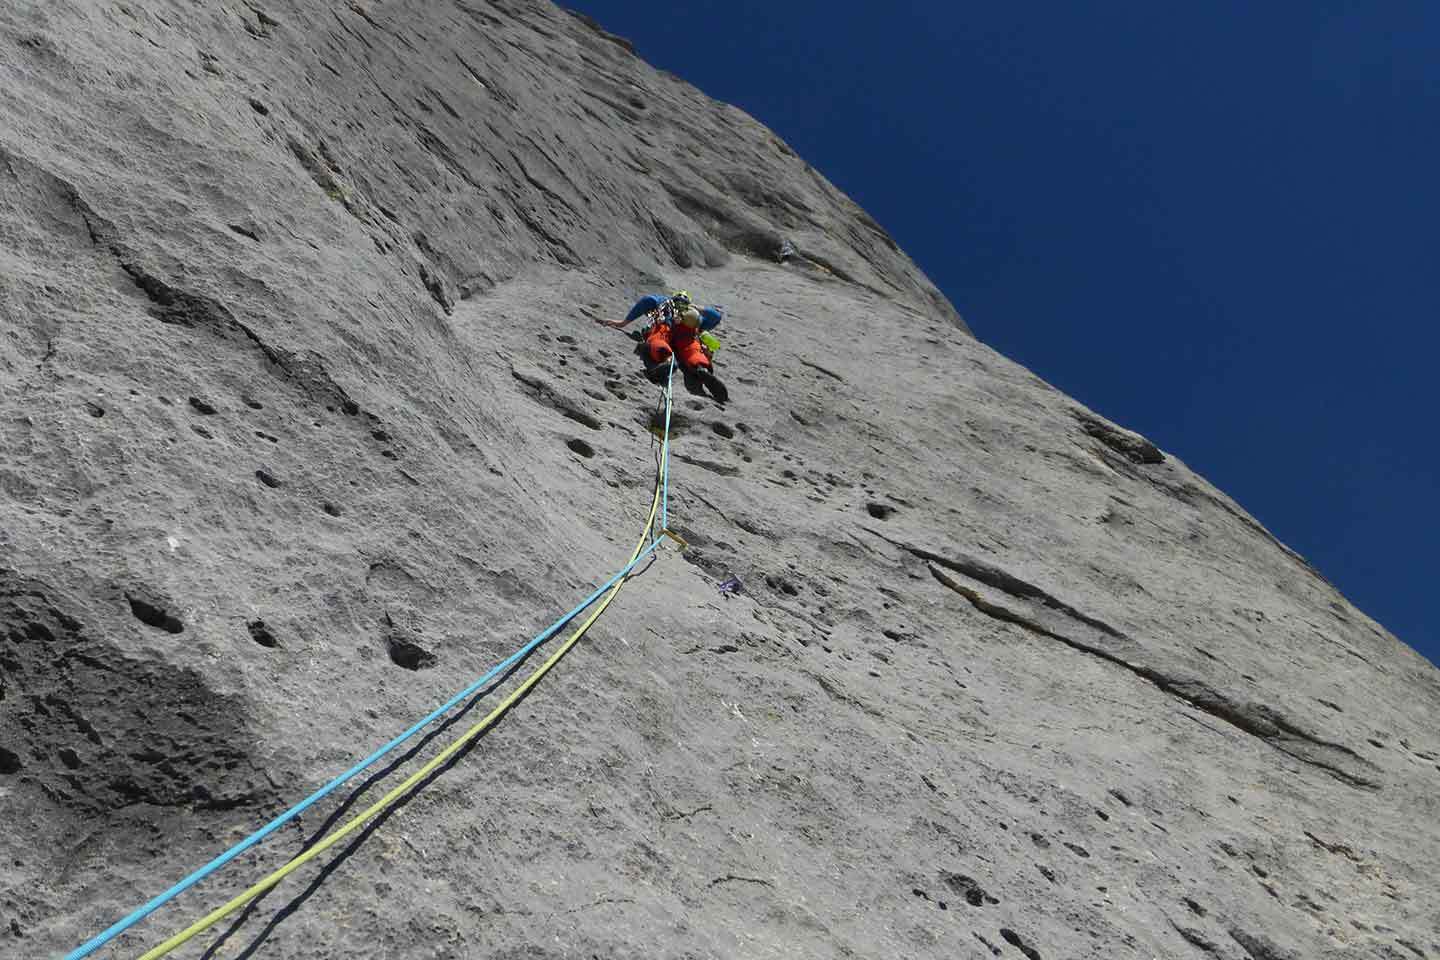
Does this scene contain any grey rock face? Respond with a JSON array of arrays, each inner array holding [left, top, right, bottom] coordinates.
[[1, 2, 1436, 959]]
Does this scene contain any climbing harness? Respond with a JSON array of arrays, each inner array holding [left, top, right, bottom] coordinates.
[[67, 358, 683, 959]]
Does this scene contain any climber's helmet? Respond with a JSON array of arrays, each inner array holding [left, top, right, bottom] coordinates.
[[671, 290, 692, 307]]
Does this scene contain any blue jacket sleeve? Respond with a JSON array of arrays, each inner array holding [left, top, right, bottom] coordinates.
[[625, 294, 666, 324]]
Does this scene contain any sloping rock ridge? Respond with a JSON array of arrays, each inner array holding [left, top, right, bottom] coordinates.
[[1, 2, 1437, 958]]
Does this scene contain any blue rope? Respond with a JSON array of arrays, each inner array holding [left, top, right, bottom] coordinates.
[[66, 382, 679, 959]]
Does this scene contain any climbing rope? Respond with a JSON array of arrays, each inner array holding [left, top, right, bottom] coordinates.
[[67, 357, 680, 958], [660, 349, 675, 532], [139, 483, 665, 959]]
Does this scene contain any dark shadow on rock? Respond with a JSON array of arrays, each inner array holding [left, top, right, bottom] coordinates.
[[197, 636, 552, 959], [621, 549, 661, 585]]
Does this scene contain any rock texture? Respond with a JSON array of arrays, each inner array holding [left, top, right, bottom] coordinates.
[[2, 2, 1437, 959]]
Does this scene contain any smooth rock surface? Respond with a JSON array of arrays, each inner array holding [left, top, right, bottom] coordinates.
[[1, 2, 1437, 959]]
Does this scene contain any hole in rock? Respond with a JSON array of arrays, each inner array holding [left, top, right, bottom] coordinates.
[[85, 402, 105, 418], [247, 619, 280, 648], [126, 595, 184, 634], [58, 748, 81, 769], [999, 928, 1042, 960], [866, 502, 897, 520], [765, 575, 800, 597], [0, 747, 22, 774], [322, 502, 343, 517], [255, 469, 282, 488], [942, 873, 993, 907], [188, 397, 218, 415], [711, 422, 735, 439], [567, 438, 596, 458], [563, 408, 603, 431], [23, 620, 54, 643], [387, 638, 437, 671]]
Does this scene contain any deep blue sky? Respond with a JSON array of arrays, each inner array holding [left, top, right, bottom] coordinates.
[[566, 1, 1438, 664]]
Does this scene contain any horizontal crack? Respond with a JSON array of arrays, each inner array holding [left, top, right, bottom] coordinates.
[[708, 874, 774, 888], [927, 563, 1380, 790], [798, 358, 846, 382], [662, 804, 714, 822], [1303, 830, 1362, 862], [868, 528, 1123, 639], [510, 365, 602, 429], [673, 453, 741, 477], [806, 670, 884, 719]]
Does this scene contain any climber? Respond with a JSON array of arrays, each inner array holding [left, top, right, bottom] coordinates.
[[598, 290, 728, 403]]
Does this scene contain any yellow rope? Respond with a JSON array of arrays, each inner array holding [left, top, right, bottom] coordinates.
[[138, 485, 662, 959]]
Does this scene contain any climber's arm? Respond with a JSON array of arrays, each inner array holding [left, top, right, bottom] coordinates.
[[600, 294, 669, 329]]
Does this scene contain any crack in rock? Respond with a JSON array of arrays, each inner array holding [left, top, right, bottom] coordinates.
[[707, 874, 774, 888], [867, 528, 1123, 640], [1303, 830, 1362, 862], [60, 178, 374, 421], [674, 453, 740, 477], [509, 365, 602, 429], [924, 561, 1380, 790], [1170, 920, 1220, 954], [1073, 408, 1164, 464], [807, 671, 884, 719], [1229, 927, 1301, 960]]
